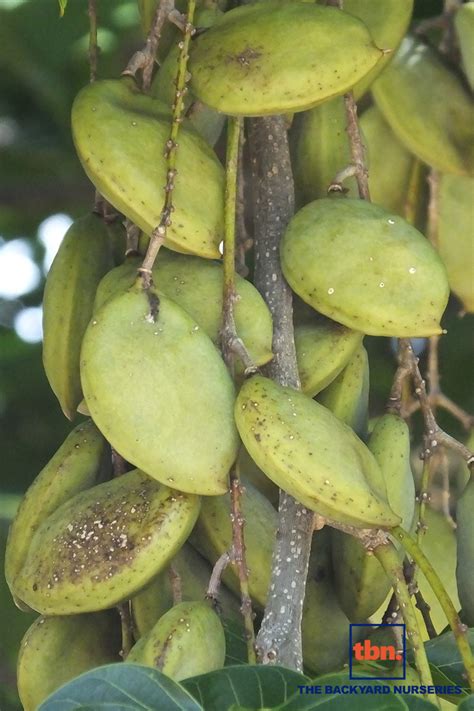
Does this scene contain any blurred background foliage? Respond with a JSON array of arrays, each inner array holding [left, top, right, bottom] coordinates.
[[0, 0, 471, 709]]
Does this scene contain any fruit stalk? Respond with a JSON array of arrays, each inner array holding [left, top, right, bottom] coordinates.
[[139, 0, 197, 282], [392, 526, 474, 690], [87, 0, 98, 83], [221, 115, 256, 663], [124, 0, 175, 91], [374, 542, 437, 700], [248, 114, 314, 670]]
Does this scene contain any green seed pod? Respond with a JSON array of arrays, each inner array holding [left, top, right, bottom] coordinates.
[[291, 97, 359, 206], [81, 283, 239, 495], [93, 250, 273, 372], [235, 375, 399, 529], [128, 601, 226, 680], [42, 214, 124, 419], [372, 36, 474, 177], [317, 345, 369, 440], [333, 0, 414, 99], [72, 78, 224, 259], [456, 478, 474, 626], [281, 198, 449, 337], [237, 444, 279, 507], [11, 469, 200, 615], [190, 479, 277, 607], [189, 0, 382, 116], [437, 174, 474, 314], [455, 2, 474, 91], [331, 415, 415, 621], [17, 612, 120, 711], [5, 420, 108, 596], [131, 543, 241, 638], [360, 106, 415, 217], [151, 8, 225, 146]]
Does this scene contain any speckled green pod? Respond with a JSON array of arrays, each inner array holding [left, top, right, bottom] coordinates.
[[190, 479, 277, 606], [291, 97, 358, 206], [81, 283, 239, 495], [331, 415, 415, 621], [151, 9, 225, 146], [235, 376, 399, 529], [302, 529, 357, 675], [237, 443, 279, 507], [437, 174, 474, 313], [372, 36, 474, 176], [329, 0, 414, 99], [295, 316, 363, 398], [93, 250, 273, 371], [281, 198, 449, 337], [5, 420, 108, 596], [455, 2, 474, 91], [11, 469, 200, 615], [360, 106, 415, 217], [456, 478, 474, 626], [189, 1, 382, 116], [72, 78, 224, 258], [42, 214, 124, 419], [131, 543, 240, 638], [17, 611, 120, 711], [128, 601, 225, 680], [318, 345, 369, 440]]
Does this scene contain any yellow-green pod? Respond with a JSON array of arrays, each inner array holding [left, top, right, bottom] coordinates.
[[72, 78, 224, 259], [281, 198, 449, 337], [128, 601, 226, 680], [17, 612, 120, 711], [360, 106, 415, 216], [291, 97, 358, 206], [437, 174, 474, 313], [456, 478, 474, 627], [235, 375, 399, 530], [11, 469, 200, 615], [455, 2, 474, 91], [189, 0, 382, 116], [81, 284, 239, 495], [372, 36, 474, 177]]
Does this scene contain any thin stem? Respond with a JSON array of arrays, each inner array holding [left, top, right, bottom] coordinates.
[[138, 0, 196, 285], [392, 526, 474, 690], [168, 565, 182, 605], [248, 115, 314, 671], [235, 128, 250, 278], [118, 603, 134, 659], [206, 552, 231, 601], [87, 0, 99, 83], [374, 542, 437, 700], [123, 0, 175, 91], [343, 92, 370, 201]]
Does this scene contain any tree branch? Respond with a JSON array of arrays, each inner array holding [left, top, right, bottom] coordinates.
[[247, 115, 314, 671]]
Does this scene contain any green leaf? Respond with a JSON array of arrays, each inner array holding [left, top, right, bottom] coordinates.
[[407, 629, 474, 696], [458, 696, 474, 710], [38, 663, 203, 710], [427, 665, 469, 705], [57, 0, 67, 17], [182, 665, 309, 711], [223, 618, 249, 666]]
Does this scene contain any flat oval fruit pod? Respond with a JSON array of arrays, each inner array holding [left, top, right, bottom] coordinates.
[[317, 345, 369, 440], [360, 106, 415, 217], [42, 213, 123, 419], [437, 174, 474, 314], [5, 419, 108, 593], [131, 543, 240, 638], [93, 250, 273, 371], [455, 1, 474, 91], [190, 478, 276, 607], [331, 414, 415, 621], [281, 198, 449, 337], [328, 0, 414, 99], [81, 282, 238, 495], [372, 36, 474, 177], [189, 0, 382, 116], [295, 316, 363, 398], [235, 375, 400, 529], [71, 78, 224, 259], [127, 600, 226, 680], [17, 611, 121, 711], [456, 478, 474, 627], [11, 469, 200, 615], [237, 443, 279, 507], [290, 97, 359, 206]]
